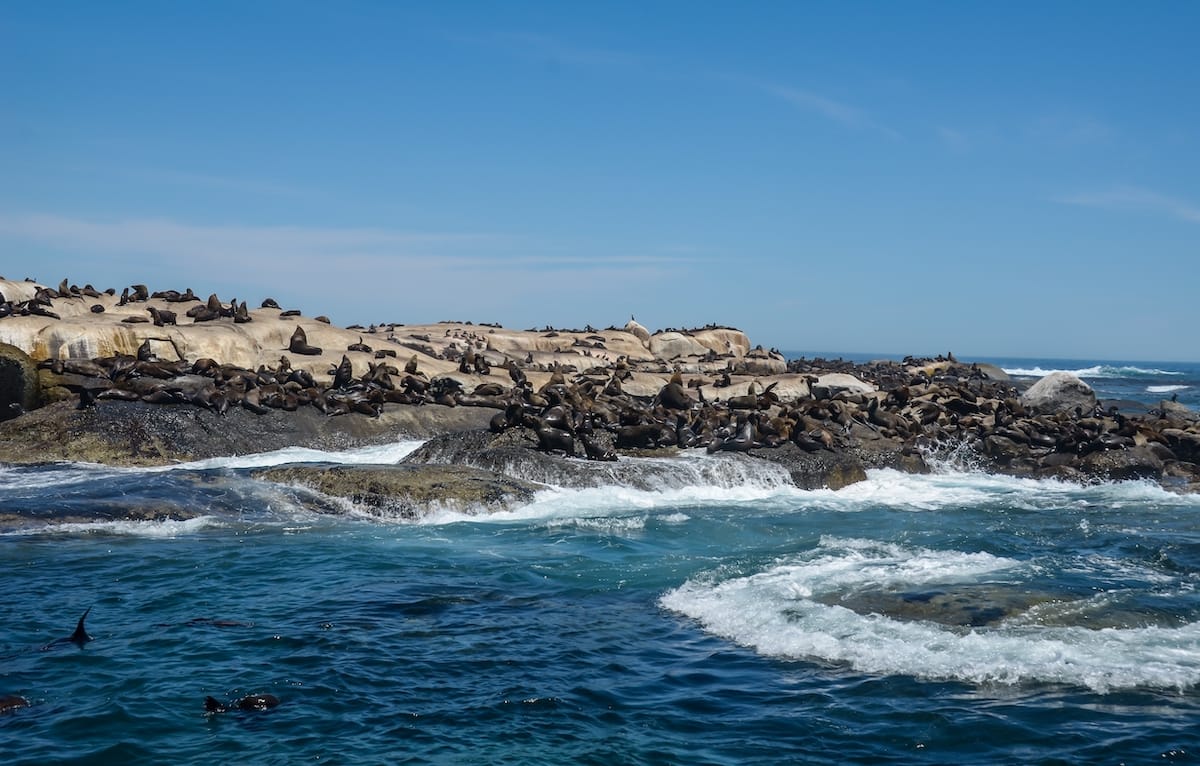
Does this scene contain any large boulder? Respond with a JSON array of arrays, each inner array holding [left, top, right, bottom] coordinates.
[[730, 356, 787, 376], [1020, 372, 1096, 416], [624, 319, 651, 344], [689, 327, 751, 358], [811, 373, 875, 400], [648, 332, 709, 361]]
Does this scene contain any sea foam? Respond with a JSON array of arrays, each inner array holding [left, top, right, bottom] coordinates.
[[661, 537, 1200, 692]]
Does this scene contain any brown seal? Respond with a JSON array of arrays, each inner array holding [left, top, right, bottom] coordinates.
[[289, 326, 322, 356]]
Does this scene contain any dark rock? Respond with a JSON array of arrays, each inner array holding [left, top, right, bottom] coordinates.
[[1077, 444, 1165, 482], [983, 434, 1028, 464], [746, 442, 868, 490], [1160, 430, 1200, 463], [1159, 399, 1199, 424], [0, 399, 493, 466], [0, 343, 40, 420]]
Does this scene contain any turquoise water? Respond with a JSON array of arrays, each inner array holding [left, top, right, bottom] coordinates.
[[3, 356, 1200, 763]]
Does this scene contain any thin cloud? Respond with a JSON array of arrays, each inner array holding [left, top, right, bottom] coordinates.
[[0, 214, 496, 264], [1027, 112, 1116, 147], [0, 213, 698, 270], [1055, 186, 1200, 224], [453, 31, 649, 72], [129, 168, 318, 199], [936, 126, 970, 153], [741, 78, 901, 140]]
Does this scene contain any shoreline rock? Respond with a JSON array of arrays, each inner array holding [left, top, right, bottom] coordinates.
[[1, 277, 1198, 499]]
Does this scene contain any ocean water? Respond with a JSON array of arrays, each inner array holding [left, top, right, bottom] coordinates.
[[2, 358, 1199, 764]]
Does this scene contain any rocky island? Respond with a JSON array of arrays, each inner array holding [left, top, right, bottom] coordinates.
[[1, 276, 1198, 518]]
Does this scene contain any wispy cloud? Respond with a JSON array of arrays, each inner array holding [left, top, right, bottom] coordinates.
[[1055, 185, 1200, 224], [0, 213, 698, 271], [0, 213, 701, 323], [127, 168, 317, 199], [1027, 112, 1116, 147], [453, 31, 649, 72], [935, 126, 970, 153], [0, 214, 496, 266], [742, 79, 900, 140]]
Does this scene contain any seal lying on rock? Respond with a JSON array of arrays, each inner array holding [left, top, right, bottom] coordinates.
[[289, 326, 322, 356]]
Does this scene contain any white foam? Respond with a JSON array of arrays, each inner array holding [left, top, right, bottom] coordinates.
[[150, 439, 426, 471], [0, 463, 120, 492], [0, 441, 427, 495], [544, 515, 649, 534], [1147, 384, 1189, 394], [460, 482, 805, 524], [2, 515, 223, 538], [1004, 364, 1183, 379], [661, 539, 1200, 692]]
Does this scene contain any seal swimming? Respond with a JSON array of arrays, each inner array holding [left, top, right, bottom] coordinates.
[[204, 693, 280, 713], [0, 695, 30, 715]]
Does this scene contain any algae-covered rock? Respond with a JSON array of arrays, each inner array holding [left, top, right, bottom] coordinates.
[[253, 463, 542, 519]]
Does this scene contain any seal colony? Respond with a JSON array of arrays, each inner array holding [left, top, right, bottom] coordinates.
[[1, 276, 1199, 495]]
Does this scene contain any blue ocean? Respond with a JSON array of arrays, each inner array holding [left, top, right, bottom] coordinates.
[[3, 357, 1199, 764]]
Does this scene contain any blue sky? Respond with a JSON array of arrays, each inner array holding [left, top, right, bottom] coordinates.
[[1, 2, 1197, 361]]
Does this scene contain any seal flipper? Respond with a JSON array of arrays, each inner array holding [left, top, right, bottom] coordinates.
[[204, 696, 227, 713]]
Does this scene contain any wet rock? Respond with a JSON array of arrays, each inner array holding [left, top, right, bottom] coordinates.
[[817, 584, 1062, 628], [0, 399, 493, 467], [983, 434, 1029, 464], [1077, 444, 1165, 482], [253, 463, 541, 519], [746, 442, 868, 490]]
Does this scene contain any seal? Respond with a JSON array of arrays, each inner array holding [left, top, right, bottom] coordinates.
[[204, 693, 280, 713], [289, 326, 323, 356], [147, 307, 177, 326], [0, 695, 29, 715]]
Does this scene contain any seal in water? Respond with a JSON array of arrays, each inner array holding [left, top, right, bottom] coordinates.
[[0, 695, 30, 715], [205, 693, 280, 713], [42, 607, 93, 650]]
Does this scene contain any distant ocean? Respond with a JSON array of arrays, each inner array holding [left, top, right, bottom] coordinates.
[[2, 355, 1198, 764]]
